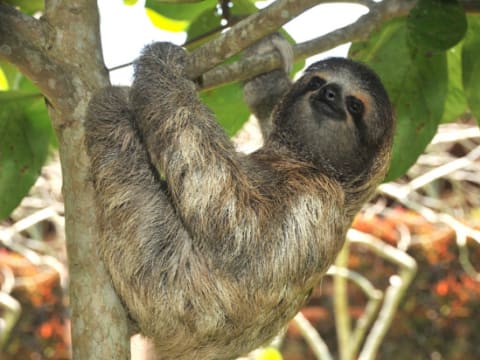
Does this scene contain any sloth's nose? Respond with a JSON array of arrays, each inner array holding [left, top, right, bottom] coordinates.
[[320, 84, 341, 104]]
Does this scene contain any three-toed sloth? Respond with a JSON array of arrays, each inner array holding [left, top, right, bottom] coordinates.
[[85, 39, 394, 359]]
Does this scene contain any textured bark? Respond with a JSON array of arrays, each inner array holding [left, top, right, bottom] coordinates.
[[0, 1, 130, 358]]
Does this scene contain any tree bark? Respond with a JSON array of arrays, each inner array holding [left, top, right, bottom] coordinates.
[[0, 1, 130, 358]]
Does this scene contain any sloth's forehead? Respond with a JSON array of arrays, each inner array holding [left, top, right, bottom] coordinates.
[[307, 69, 367, 94]]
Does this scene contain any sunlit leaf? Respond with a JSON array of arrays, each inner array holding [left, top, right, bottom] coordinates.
[[0, 61, 23, 89], [145, 7, 189, 32], [407, 0, 467, 51], [0, 68, 8, 90], [350, 19, 447, 181], [145, 0, 216, 22], [0, 91, 52, 219], [462, 16, 480, 124], [256, 347, 283, 360]]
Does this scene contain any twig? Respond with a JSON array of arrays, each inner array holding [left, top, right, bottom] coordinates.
[[0, 207, 68, 288], [0, 292, 21, 350], [347, 230, 417, 360], [456, 231, 480, 281], [379, 183, 480, 246], [332, 245, 351, 360], [327, 264, 383, 359], [293, 312, 334, 360], [407, 145, 480, 192], [431, 125, 480, 144], [327, 266, 383, 299]]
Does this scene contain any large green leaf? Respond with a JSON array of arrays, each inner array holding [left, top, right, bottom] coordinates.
[[0, 91, 52, 219], [0, 63, 57, 148], [462, 15, 480, 124], [407, 0, 467, 51], [350, 19, 448, 181], [185, 6, 224, 48], [440, 44, 469, 123], [201, 83, 250, 137]]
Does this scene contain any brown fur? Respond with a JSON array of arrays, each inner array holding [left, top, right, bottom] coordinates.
[[84, 42, 394, 359]]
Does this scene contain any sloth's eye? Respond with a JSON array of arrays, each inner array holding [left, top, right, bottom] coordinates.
[[346, 96, 364, 116], [307, 76, 326, 91]]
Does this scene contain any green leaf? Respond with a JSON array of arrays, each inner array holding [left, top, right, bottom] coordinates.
[[3, 0, 43, 14], [145, 7, 189, 32], [441, 44, 469, 123], [0, 91, 52, 219], [185, 0, 258, 48], [407, 0, 467, 51], [201, 82, 250, 137], [462, 15, 480, 124], [185, 6, 222, 47], [145, 0, 217, 24], [0, 64, 57, 148], [350, 19, 448, 181]]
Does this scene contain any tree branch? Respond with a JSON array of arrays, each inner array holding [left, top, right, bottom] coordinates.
[[347, 229, 417, 360], [186, 0, 338, 80], [197, 0, 414, 90], [0, 4, 73, 111]]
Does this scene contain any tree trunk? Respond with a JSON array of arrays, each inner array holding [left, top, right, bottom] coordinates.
[[0, 0, 131, 357]]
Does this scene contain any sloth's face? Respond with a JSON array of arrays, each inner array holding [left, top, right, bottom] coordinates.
[[271, 58, 394, 181]]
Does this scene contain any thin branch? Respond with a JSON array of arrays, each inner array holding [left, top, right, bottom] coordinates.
[[456, 231, 480, 281], [0, 207, 67, 287], [0, 291, 21, 350], [332, 245, 351, 360], [347, 230, 417, 360], [198, 0, 414, 90], [186, 0, 338, 80], [327, 264, 383, 359], [293, 312, 334, 360], [379, 183, 480, 246], [407, 145, 480, 192], [327, 266, 383, 300]]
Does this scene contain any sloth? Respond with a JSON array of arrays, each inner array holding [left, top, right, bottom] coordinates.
[[84, 38, 394, 359]]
